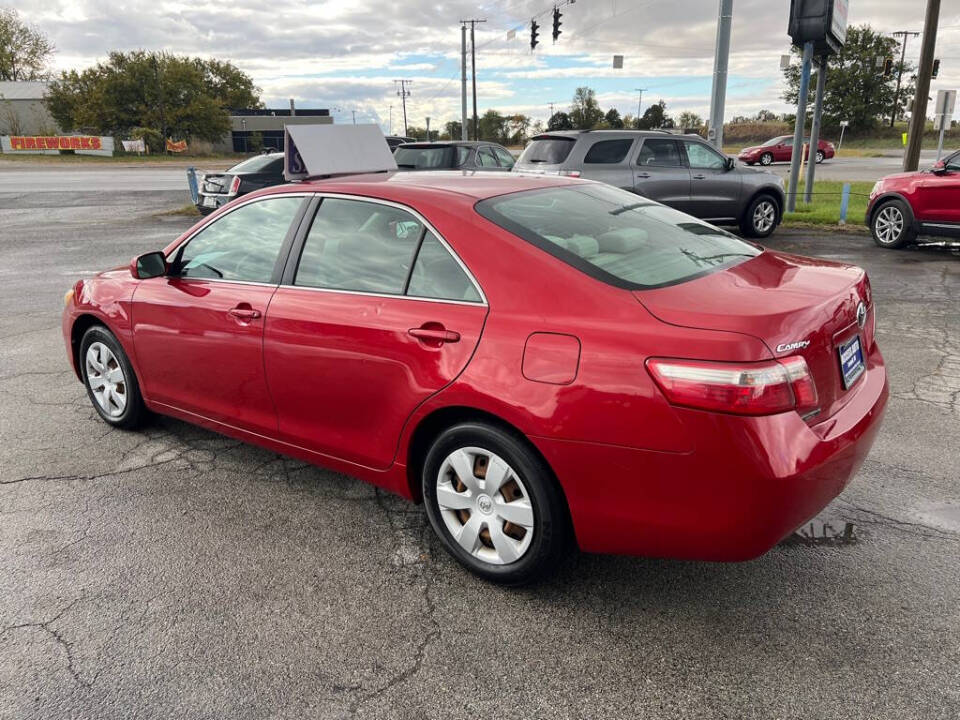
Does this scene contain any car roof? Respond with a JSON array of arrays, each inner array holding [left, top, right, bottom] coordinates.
[[396, 141, 495, 148], [532, 129, 676, 139], [252, 170, 580, 203]]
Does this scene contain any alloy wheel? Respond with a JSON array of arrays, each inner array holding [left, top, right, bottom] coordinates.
[[760, 153, 773, 166], [85, 342, 127, 417], [874, 205, 904, 245], [435, 446, 535, 565], [753, 200, 777, 234]]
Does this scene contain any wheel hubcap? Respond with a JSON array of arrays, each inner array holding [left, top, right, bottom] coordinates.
[[761, 154, 772, 165], [753, 201, 776, 233], [85, 342, 126, 417], [875, 206, 903, 244], [436, 447, 534, 565]]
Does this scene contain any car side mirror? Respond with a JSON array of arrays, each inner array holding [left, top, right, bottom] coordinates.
[[725, 157, 735, 171], [130, 251, 167, 279], [931, 160, 947, 174]]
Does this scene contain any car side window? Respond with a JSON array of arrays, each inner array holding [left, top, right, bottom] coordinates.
[[584, 139, 633, 164], [684, 141, 726, 170], [407, 231, 481, 302], [294, 198, 424, 294], [493, 147, 515, 169], [477, 147, 498, 167], [636, 139, 682, 167], [945, 153, 960, 171], [174, 196, 303, 283], [457, 146, 472, 166]]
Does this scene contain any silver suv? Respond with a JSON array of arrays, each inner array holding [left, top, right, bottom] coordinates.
[[513, 130, 786, 238]]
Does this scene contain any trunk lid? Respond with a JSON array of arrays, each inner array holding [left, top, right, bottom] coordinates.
[[201, 173, 234, 195], [634, 250, 873, 421]]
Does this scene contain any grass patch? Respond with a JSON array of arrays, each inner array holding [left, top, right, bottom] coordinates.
[[155, 203, 201, 218], [782, 180, 874, 227]]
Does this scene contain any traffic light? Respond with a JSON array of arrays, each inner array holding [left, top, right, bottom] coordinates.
[[932, 59, 940, 79], [552, 7, 562, 42], [883, 57, 893, 77], [530, 19, 540, 50]]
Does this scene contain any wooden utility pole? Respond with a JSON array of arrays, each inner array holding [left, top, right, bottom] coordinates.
[[904, 0, 941, 171]]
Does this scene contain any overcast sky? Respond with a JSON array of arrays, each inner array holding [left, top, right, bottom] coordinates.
[[16, 0, 960, 131]]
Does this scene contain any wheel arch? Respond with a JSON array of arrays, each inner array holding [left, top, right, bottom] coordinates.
[[69, 313, 109, 380], [745, 186, 784, 219], [404, 404, 575, 540], [868, 192, 917, 230]]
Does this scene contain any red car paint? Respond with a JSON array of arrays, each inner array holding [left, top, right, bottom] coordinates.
[[865, 149, 960, 237], [738, 137, 835, 165], [63, 172, 887, 561]]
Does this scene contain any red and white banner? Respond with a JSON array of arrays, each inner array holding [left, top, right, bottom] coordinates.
[[0, 135, 115, 156]]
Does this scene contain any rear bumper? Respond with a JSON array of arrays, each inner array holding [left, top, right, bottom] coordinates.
[[532, 343, 888, 560]]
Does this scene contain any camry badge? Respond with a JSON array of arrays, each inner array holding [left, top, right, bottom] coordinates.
[[856, 302, 867, 329], [776, 340, 810, 353]]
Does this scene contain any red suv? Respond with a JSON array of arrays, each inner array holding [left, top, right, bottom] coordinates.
[[739, 136, 835, 166], [866, 149, 960, 249]]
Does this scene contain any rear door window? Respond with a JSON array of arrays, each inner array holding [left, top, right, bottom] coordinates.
[[584, 139, 633, 164], [518, 137, 575, 165], [294, 199, 424, 294], [477, 147, 498, 167], [636, 139, 683, 167], [493, 147, 515, 169], [407, 232, 482, 302]]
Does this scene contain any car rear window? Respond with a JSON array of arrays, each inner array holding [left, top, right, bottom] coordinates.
[[394, 146, 456, 169], [583, 139, 633, 164], [475, 184, 761, 289], [518, 137, 575, 165], [230, 154, 282, 173]]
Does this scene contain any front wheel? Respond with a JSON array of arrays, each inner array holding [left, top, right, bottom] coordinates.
[[740, 194, 780, 238], [80, 325, 147, 429], [759, 152, 774, 166], [870, 199, 916, 249], [422, 423, 569, 585]]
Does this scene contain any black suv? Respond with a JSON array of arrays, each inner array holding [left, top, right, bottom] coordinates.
[[393, 141, 515, 171]]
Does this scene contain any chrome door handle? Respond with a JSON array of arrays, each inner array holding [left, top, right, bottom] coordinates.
[[228, 307, 261, 320], [408, 327, 460, 344]]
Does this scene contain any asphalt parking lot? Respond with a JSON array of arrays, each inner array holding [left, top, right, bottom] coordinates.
[[1, 171, 958, 719]]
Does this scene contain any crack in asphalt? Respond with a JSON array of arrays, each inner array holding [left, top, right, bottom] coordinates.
[[0, 596, 94, 689]]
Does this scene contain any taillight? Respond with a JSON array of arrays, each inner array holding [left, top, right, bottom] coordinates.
[[646, 357, 818, 416], [228, 176, 241, 195]]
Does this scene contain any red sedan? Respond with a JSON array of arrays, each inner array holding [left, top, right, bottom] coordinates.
[[739, 136, 836, 166], [63, 173, 887, 584], [866, 149, 960, 248]]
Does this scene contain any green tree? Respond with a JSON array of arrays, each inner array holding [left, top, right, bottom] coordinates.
[[442, 120, 462, 140], [477, 109, 508, 142], [604, 108, 624, 129], [507, 114, 531, 145], [636, 100, 672, 129], [47, 51, 261, 143], [0, 8, 54, 81], [569, 86, 603, 129], [548, 111, 573, 131], [677, 111, 703, 130], [782, 25, 911, 131]]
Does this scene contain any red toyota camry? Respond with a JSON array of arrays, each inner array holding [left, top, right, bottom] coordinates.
[[62, 172, 888, 584]]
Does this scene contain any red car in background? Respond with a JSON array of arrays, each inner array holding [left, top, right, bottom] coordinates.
[[739, 135, 836, 166], [867, 149, 960, 249], [62, 173, 887, 584]]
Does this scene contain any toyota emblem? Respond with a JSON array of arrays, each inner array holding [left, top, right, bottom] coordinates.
[[856, 302, 867, 329]]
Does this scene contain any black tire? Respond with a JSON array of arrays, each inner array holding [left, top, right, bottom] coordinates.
[[870, 198, 916, 249], [759, 152, 774, 166], [79, 325, 147, 429], [815, 149, 825, 164], [422, 422, 569, 586], [740, 193, 780, 239]]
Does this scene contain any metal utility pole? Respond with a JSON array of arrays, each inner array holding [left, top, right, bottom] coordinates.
[[787, 41, 814, 212], [394, 80, 411, 137], [904, 0, 941, 171], [426, 116, 431, 142], [388, 105, 393, 135], [462, 19, 486, 140], [707, 0, 733, 150], [804, 59, 827, 203], [351, 109, 356, 125], [890, 30, 920, 127], [460, 23, 468, 140]]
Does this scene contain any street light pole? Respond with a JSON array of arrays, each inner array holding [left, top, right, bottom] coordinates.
[[460, 23, 468, 141], [804, 58, 827, 203], [707, 0, 733, 150], [890, 30, 919, 127], [787, 41, 814, 212]]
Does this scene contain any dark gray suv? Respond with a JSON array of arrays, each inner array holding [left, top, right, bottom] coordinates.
[[513, 130, 786, 238]]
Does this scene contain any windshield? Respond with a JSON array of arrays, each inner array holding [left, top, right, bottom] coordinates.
[[475, 184, 761, 289], [393, 146, 456, 169], [518, 137, 575, 165], [229, 154, 281, 173]]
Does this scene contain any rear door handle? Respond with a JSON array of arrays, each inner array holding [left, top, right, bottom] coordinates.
[[228, 306, 261, 321], [692, 173, 706, 180], [408, 327, 460, 344], [636, 172, 651, 179]]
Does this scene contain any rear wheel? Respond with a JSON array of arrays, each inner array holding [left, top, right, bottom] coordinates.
[[422, 422, 568, 585], [740, 194, 780, 238], [759, 152, 774, 166], [815, 149, 825, 164], [871, 199, 916, 249], [80, 325, 146, 429]]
